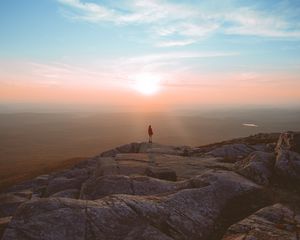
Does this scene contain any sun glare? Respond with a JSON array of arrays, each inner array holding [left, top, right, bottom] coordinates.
[[132, 72, 161, 95]]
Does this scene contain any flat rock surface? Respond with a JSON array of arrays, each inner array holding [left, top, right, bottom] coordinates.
[[95, 153, 232, 181]]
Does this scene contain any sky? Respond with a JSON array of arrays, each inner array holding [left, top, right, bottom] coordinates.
[[0, 0, 300, 111]]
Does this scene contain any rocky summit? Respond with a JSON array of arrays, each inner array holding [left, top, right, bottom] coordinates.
[[1, 132, 300, 240]]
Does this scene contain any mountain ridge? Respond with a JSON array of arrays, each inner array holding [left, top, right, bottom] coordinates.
[[0, 132, 300, 240]]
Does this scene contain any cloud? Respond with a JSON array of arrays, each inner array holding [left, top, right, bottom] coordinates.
[[57, 0, 300, 48], [155, 39, 197, 47], [224, 8, 300, 38], [124, 51, 239, 65], [238, 72, 260, 81], [156, 22, 219, 38], [57, 0, 218, 46], [17, 50, 238, 89], [153, 22, 219, 47], [58, 0, 195, 24], [58, 0, 115, 21], [243, 123, 258, 127], [28, 61, 125, 88]]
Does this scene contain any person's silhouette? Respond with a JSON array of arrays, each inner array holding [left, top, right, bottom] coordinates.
[[148, 125, 153, 143]]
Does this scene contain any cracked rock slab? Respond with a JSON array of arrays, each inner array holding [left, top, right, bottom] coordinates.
[[275, 150, 300, 182], [2, 170, 267, 240], [275, 132, 300, 154], [235, 151, 275, 185], [80, 175, 186, 200], [222, 203, 300, 240]]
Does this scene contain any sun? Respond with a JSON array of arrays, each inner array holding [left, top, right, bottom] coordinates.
[[132, 72, 161, 95]]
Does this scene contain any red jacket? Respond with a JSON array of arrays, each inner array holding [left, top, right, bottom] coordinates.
[[148, 126, 153, 136]]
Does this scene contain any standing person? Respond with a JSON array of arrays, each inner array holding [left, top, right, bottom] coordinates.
[[148, 125, 153, 143]]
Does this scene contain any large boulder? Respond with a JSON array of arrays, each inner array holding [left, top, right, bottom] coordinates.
[[235, 151, 275, 185], [275, 131, 300, 153], [2, 170, 269, 240], [222, 203, 300, 240], [275, 149, 300, 182]]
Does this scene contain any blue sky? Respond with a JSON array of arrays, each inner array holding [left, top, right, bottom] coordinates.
[[0, 0, 300, 106]]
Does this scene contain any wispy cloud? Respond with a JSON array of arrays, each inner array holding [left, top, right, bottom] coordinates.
[[125, 51, 238, 64], [155, 39, 197, 47], [243, 123, 258, 127], [224, 7, 300, 38], [58, 0, 115, 22], [153, 22, 219, 47], [14, 50, 238, 88], [28, 61, 124, 88], [57, 0, 300, 47], [58, 0, 195, 24]]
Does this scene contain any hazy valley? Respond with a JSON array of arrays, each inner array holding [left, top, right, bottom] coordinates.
[[1, 108, 299, 190]]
